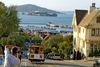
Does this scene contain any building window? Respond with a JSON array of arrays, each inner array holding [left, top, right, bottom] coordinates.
[[78, 28, 80, 33], [96, 28, 100, 36], [83, 29, 84, 33], [91, 28, 100, 36], [83, 41, 85, 48], [73, 38, 76, 46], [97, 17, 100, 23], [91, 28, 95, 36]]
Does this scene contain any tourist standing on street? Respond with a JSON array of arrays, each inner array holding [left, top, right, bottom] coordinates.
[[4, 46, 21, 67], [73, 49, 76, 60]]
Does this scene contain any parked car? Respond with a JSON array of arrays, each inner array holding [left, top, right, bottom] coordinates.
[[46, 53, 53, 59], [46, 53, 64, 60], [93, 59, 100, 67], [52, 54, 64, 60]]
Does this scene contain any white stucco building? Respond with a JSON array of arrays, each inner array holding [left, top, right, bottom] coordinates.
[[72, 3, 100, 57]]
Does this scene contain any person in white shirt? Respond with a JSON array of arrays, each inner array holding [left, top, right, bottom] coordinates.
[[4, 46, 21, 67]]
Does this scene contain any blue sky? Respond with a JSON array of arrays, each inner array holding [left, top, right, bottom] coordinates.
[[1, 0, 100, 11]]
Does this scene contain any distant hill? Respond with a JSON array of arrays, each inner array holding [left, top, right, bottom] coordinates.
[[16, 4, 58, 13]]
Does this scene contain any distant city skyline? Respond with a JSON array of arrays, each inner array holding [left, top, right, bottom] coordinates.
[[1, 0, 100, 11]]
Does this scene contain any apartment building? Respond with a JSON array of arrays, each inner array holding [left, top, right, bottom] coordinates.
[[72, 3, 100, 57]]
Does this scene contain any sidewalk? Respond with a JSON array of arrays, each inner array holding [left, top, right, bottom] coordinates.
[[0, 59, 33, 67], [63, 59, 96, 67], [87, 57, 100, 61]]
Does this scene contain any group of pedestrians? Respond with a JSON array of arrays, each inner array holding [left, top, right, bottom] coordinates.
[[4, 45, 21, 67], [74, 50, 82, 60], [70, 49, 82, 60]]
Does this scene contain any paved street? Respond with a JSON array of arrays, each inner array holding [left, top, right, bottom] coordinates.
[[21, 59, 95, 67], [0, 59, 95, 67]]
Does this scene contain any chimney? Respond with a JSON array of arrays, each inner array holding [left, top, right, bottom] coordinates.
[[90, 3, 96, 13], [92, 3, 95, 7]]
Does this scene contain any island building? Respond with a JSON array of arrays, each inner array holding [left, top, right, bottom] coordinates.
[[72, 3, 100, 57]]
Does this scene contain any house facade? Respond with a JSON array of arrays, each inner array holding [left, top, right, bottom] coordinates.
[[72, 3, 100, 57]]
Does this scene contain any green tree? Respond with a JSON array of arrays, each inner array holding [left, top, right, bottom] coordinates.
[[1, 33, 25, 47], [63, 35, 73, 43], [59, 35, 73, 58], [31, 35, 42, 45], [42, 34, 73, 59], [58, 41, 72, 58], [0, 2, 6, 14], [42, 34, 63, 53], [0, 2, 19, 38]]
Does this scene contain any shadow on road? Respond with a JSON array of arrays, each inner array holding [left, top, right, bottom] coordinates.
[[31, 62, 87, 67]]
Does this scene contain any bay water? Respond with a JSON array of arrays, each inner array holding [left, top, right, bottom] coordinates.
[[18, 12, 73, 26]]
